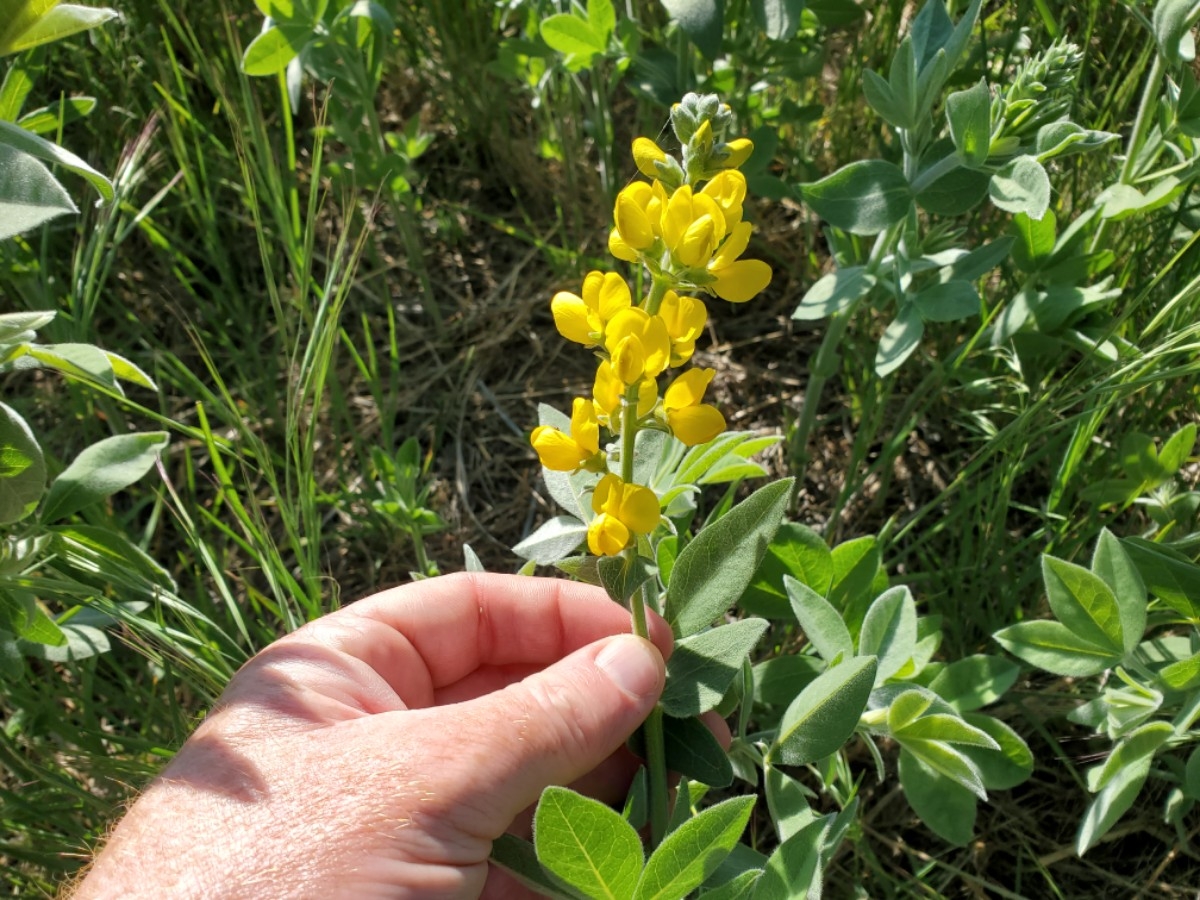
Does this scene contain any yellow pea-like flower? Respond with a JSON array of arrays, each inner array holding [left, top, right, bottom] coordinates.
[[605, 308, 671, 384], [632, 137, 668, 179], [707, 221, 772, 303], [612, 180, 669, 260], [593, 361, 657, 421], [658, 291, 707, 366], [721, 138, 754, 169], [530, 397, 603, 471], [551, 270, 632, 346], [588, 473, 661, 556], [701, 170, 746, 233], [662, 185, 726, 269], [663, 368, 726, 446]]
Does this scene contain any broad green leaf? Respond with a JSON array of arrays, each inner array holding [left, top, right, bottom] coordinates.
[[791, 266, 875, 322], [993, 620, 1121, 677], [751, 0, 804, 41], [771, 655, 876, 766], [0, 115, 112, 202], [912, 280, 979, 323], [752, 655, 823, 706], [828, 535, 883, 635], [588, 0, 615, 40], [540, 13, 606, 59], [0, 53, 41, 121], [1160, 650, 1200, 691], [988, 155, 1050, 219], [862, 68, 908, 129], [887, 37, 918, 128], [898, 736, 986, 799], [893, 713, 1000, 749], [16, 96, 97, 135], [104, 350, 158, 391], [701, 870, 760, 900], [41, 432, 168, 523], [740, 522, 833, 619], [800, 160, 912, 236], [0, 142, 76, 239], [886, 689, 934, 733], [751, 816, 827, 900], [786, 576, 852, 663], [241, 24, 310, 76], [11, 598, 65, 646], [1042, 555, 1124, 654], [634, 797, 755, 900], [1, 4, 116, 54], [598, 553, 657, 605], [534, 786, 643, 900], [25, 343, 115, 387], [898, 751, 976, 845], [666, 479, 791, 636], [875, 305, 924, 377], [1076, 756, 1151, 855], [513, 516, 587, 565], [1091, 529, 1147, 656], [21, 619, 110, 661], [910, 0, 954, 69], [0, 0, 57, 55], [661, 0, 724, 60], [662, 619, 768, 717], [764, 765, 816, 843], [1086, 721, 1173, 793], [1159, 423, 1197, 475], [928, 655, 1019, 713], [945, 78, 991, 167], [858, 585, 917, 683], [660, 714, 733, 787], [0, 310, 54, 342], [915, 163, 990, 216], [1186, 747, 1200, 800], [961, 713, 1034, 791], [253, 0, 295, 19], [489, 835, 576, 899], [1010, 210, 1056, 273], [0, 402, 45, 525], [1153, 0, 1200, 64], [946, 236, 1015, 282], [1121, 537, 1200, 620]]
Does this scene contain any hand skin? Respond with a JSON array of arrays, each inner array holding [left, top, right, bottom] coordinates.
[[71, 573, 726, 899]]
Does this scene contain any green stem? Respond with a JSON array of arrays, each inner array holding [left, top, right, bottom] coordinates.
[[644, 275, 670, 315], [278, 71, 302, 243]]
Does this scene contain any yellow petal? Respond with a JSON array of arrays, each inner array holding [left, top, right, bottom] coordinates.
[[667, 404, 726, 446], [580, 270, 606, 311], [617, 482, 661, 534], [641, 314, 672, 377], [713, 259, 772, 303], [659, 292, 707, 343], [633, 137, 667, 179], [592, 473, 620, 516], [664, 367, 715, 412], [609, 228, 639, 262], [636, 378, 658, 417], [647, 181, 668, 234], [593, 360, 623, 416], [588, 513, 630, 556], [711, 221, 753, 270], [676, 214, 720, 268], [569, 397, 600, 455], [611, 334, 647, 384], [701, 170, 746, 229], [550, 292, 594, 345], [615, 191, 656, 249], [531, 425, 589, 471], [662, 184, 694, 253], [722, 138, 753, 168], [597, 272, 632, 323]]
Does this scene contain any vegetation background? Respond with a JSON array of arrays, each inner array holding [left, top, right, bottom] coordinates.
[[2, 0, 1200, 895]]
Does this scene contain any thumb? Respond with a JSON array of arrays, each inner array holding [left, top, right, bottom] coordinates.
[[455, 634, 664, 834]]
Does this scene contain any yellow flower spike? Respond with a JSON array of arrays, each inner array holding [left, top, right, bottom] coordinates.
[[722, 138, 754, 168], [701, 170, 747, 233], [658, 291, 708, 366], [605, 308, 671, 383], [614, 183, 657, 250], [663, 368, 726, 446], [550, 270, 632, 346], [708, 221, 773, 303], [632, 137, 668, 179], [530, 398, 602, 471], [663, 186, 726, 269], [588, 474, 661, 555]]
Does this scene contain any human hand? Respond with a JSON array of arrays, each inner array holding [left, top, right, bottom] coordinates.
[[73, 573, 686, 899]]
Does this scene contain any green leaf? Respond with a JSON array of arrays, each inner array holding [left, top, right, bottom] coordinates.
[[16, 96, 97, 136], [928, 655, 1019, 713], [828, 535, 882, 634], [898, 751, 976, 846], [587, 0, 616, 40], [858, 585, 917, 683], [534, 786, 643, 900], [0, 402, 45, 525], [961, 713, 1034, 791], [771, 655, 877, 766], [1076, 756, 1151, 855], [751, 816, 827, 900], [886, 688, 934, 732], [764, 765, 816, 843], [1161, 650, 1200, 691], [947, 236, 1014, 282], [740, 522, 833, 619], [786, 576, 852, 663], [635, 797, 755, 900], [598, 553, 657, 605], [701, 870, 761, 900], [24, 342, 115, 388], [1010, 210, 1056, 273], [0, 310, 54, 342], [666, 479, 791, 636], [0, 142, 76, 239], [661, 714, 734, 788], [751, 0, 804, 41], [988, 155, 1050, 220], [0, 116, 112, 203], [887, 37, 918, 129], [241, 24, 310, 76], [752, 655, 823, 706], [1160, 423, 1196, 475], [791, 266, 875, 322], [662, 619, 768, 717], [862, 68, 908, 130], [875, 304, 924, 377], [540, 12, 606, 60], [915, 163, 990, 216], [1153, 0, 1200, 64], [910, 0, 954, 69], [800, 160, 912, 236], [945, 78, 991, 168], [1042, 555, 1124, 655], [490, 834, 576, 899], [1091, 529, 1147, 656], [661, 0, 724, 60], [898, 736, 986, 799], [41, 432, 168, 523], [0, 4, 116, 54], [1086, 722, 1173, 793], [513, 516, 587, 565], [993, 620, 1121, 677], [893, 713, 1000, 749], [912, 280, 979, 323], [1121, 537, 1200, 620], [0, 0, 58, 55]]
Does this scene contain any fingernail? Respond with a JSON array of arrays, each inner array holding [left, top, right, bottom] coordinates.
[[595, 635, 662, 702]]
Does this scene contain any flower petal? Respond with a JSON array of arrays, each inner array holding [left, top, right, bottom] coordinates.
[[608, 228, 639, 262], [711, 221, 753, 270], [713, 259, 772, 303], [722, 138, 753, 168], [569, 397, 600, 455], [664, 367, 715, 412], [597, 273, 632, 322], [550, 292, 594, 345], [667, 404, 726, 446], [633, 137, 667, 179], [593, 361, 623, 416], [618, 483, 661, 534], [592, 473, 620, 516], [616, 191, 656, 249], [531, 426, 589, 471], [662, 184, 694, 253], [588, 512, 630, 556]]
